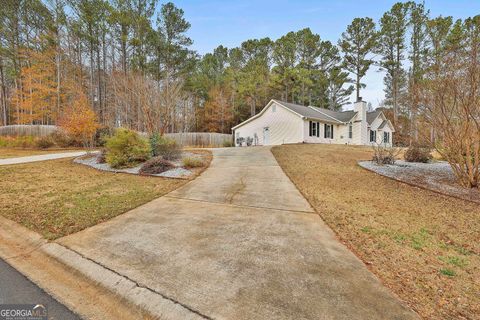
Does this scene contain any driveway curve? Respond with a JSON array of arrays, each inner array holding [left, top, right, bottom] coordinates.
[[0, 151, 88, 166], [59, 147, 418, 320]]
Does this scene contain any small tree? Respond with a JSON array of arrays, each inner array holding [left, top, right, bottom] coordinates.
[[421, 17, 480, 188], [59, 90, 98, 148], [372, 142, 400, 165]]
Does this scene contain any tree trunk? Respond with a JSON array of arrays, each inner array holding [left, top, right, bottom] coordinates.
[[0, 58, 8, 125]]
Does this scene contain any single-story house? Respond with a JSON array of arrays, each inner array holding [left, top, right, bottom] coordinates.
[[232, 99, 394, 147]]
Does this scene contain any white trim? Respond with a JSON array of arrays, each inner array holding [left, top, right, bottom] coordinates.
[[385, 119, 395, 132], [232, 100, 304, 130]]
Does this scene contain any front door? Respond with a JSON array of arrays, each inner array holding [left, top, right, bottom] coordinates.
[[263, 127, 270, 145]]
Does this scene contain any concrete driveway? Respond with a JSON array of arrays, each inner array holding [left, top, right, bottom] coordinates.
[[59, 147, 417, 320], [0, 151, 88, 165]]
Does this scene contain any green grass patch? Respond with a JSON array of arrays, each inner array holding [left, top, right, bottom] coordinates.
[[440, 268, 456, 277]]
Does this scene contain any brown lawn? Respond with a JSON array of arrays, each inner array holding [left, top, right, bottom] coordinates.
[[272, 144, 479, 320], [0, 148, 88, 159], [0, 158, 187, 240]]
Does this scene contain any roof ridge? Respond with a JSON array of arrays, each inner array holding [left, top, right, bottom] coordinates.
[[306, 106, 343, 123]]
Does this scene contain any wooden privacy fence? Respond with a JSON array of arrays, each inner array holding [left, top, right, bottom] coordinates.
[[164, 132, 232, 147], [0, 125, 58, 137]]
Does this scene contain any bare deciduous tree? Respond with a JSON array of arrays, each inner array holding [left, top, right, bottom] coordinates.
[[422, 17, 480, 188]]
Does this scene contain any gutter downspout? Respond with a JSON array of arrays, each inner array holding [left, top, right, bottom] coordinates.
[[301, 116, 306, 143]]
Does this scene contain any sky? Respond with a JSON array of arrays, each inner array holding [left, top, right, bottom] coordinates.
[[172, 0, 480, 108]]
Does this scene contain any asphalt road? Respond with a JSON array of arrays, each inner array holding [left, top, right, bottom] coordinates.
[[0, 258, 79, 320]]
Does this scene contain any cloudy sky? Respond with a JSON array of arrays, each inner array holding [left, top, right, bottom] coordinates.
[[173, 0, 480, 107]]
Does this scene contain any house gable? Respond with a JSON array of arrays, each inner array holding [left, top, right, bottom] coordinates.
[[232, 100, 303, 130], [232, 100, 304, 145]]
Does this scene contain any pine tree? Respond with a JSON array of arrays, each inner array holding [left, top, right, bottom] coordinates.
[[377, 2, 409, 124], [326, 66, 354, 110], [339, 17, 377, 101], [271, 32, 296, 103], [295, 28, 321, 105], [407, 1, 429, 143]]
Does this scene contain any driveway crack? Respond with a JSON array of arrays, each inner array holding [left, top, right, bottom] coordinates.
[[56, 243, 214, 320]]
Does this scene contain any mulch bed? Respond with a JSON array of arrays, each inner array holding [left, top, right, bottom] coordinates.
[[75, 151, 209, 179], [359, 160, 480, 204]]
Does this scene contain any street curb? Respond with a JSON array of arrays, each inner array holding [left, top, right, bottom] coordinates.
[[0, 215, 205, 320], [43, 243, 207, 320]]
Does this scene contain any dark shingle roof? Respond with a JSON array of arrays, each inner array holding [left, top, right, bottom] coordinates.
[[273, 100, 340, 123], [366, 110, 381, 124], [314, 108, 357, 122], [274, 100, 377, 124]]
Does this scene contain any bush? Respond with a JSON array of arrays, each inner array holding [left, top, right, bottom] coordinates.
[[0, 136, 37, 148], [0, 136, 13, 147], [50, 131, 78, 148], [222, 139, 234, 147], [35, 136, 55, 149], [139, 157, 174, 175], [182, 157, 204, 168], [94, 127, 113, 147], [149, 133, 181, 160], [105, 128, 151, 168], [404, 145, 432, 163], [97, 148, 107, 164], [372, 144, 400, 165]]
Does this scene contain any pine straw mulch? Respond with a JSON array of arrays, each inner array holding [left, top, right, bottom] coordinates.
[[272, 144, 479, 320]]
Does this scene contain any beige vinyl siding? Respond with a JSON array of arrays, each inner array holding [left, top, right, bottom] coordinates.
[[234, 102, 303, 146], [350, 112, 368, 145], [368, 114, 393, 146]]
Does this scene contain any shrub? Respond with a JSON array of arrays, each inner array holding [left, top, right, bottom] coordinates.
[[404, 145, 432, 163], [50, 131, 78, 148], [139, 157, 174, 175], [35, 136, 55, 149], [222, 139, 234, 147], [97, 148, 107, 164], [4, 136, 36, 148], [149, 133, 181, 160], [0, 136, 12, 147], [94, 127, 113, 147], [182, 157, 204, 168], [0, 136, 39, 148], [105, 128, 151, 168], [372, 144, 400, 165]]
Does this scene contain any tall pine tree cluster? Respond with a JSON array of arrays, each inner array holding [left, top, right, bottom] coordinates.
[[0, 1, 478, 138]]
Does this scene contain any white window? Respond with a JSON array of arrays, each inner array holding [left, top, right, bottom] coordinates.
[[324, 124, 333, 139], [309, 121, 319, 137], [383, 132, 390, 143], [369, 130, 377, 142], [348, 123, 353, 139]]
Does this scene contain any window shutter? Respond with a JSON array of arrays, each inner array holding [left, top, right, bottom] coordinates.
[[331, 125, 334, 139], [309, 121, 312, 136], [316, 122, 320, 137], [324, 124, 327, 138]]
